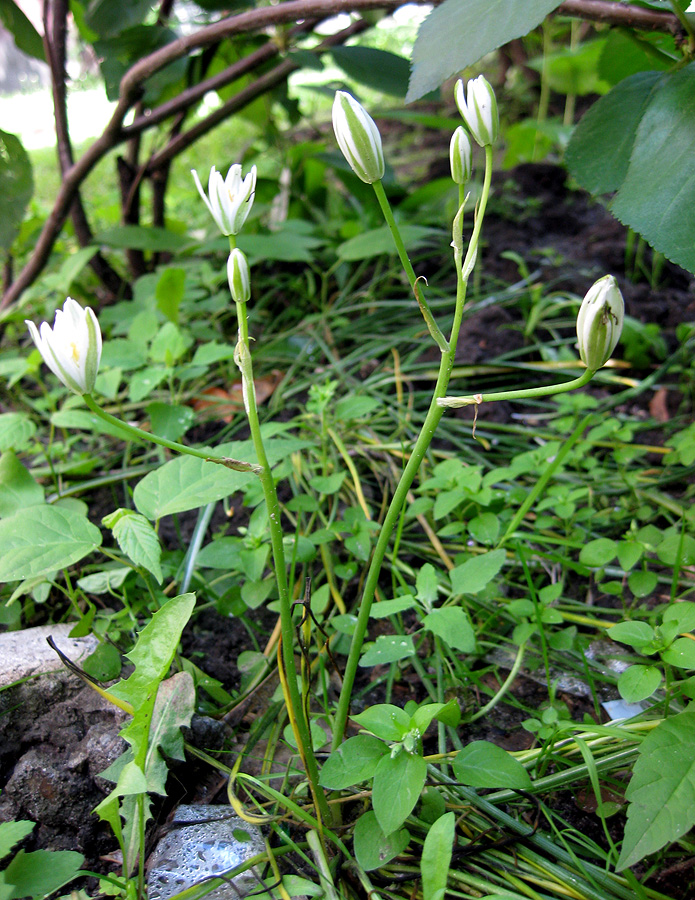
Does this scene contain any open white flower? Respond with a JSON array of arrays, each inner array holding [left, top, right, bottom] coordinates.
[[332, 91, 385, 184], [455, 75, 499, 147], [576, 275, 624, 372], [26, 297, 102, 395], [191, 164, 257, 235]]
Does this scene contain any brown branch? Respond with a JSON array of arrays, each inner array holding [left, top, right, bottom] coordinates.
[[2, 0, 424, 311], [557, 0, 681, 34], [43, 0, 127, 299]]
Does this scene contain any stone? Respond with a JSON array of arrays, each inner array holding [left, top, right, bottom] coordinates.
[[147, 805, 265, 900]]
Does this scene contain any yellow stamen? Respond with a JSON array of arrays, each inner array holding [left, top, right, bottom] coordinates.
[[71, 342, 80, 363]]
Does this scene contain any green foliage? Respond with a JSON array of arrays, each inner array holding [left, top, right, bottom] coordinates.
[[407, 0, 562, 101], [421, 812, 455, 900], [0, 130, 33, 254]]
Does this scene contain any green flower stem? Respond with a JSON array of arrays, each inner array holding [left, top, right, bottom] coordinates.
[[232, 292, 330, 826], [331, 147, 495, 751], [82, 394, 259, 473], [372, 179, 449, 353], [466, 641, 526, 724], [437, 367, 594, 408]]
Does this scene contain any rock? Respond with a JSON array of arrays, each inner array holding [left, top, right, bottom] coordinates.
[[147, 805, 265, 900], [0, 624, 127, 858]]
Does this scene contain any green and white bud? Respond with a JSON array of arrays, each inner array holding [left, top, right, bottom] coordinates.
[[227, 248, 251, 304], [450, 126, 472, 185], [26, 297, 102, 395], [332, 91, 385, 184], [455, 75, 499, 147], [576, 275, 624, 372]]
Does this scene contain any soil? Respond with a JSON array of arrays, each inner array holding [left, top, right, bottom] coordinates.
[[3, 160, 694, 896]]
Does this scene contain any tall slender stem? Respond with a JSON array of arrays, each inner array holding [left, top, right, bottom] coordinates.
[[232, 286, 331, 824], [331, 146, 494, 750]]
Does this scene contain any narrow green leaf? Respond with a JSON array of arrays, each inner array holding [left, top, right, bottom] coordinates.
[[421, 811, 455, 900]]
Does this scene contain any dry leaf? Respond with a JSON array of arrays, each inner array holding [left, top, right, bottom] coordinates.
[[649, 388, 670, 423], [192, 371, 283, 423]]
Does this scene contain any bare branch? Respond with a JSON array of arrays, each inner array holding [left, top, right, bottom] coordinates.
[[557, 0, 680, 33]]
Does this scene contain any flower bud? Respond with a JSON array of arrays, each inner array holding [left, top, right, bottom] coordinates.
[[227, 248, 251, 304], [191, 164, 257, 236], [450, 126, 472, 185], [576, 275, 624, 372], [26, 297, 102, 395], [332, 91, 385, 184], [455, 75, 499, 147]]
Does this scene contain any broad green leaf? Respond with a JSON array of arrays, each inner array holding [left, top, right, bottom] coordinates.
[[333, 395, 381, 420], [453, 741, 532, 789], [618, 665, 661, 703], [329, 46, 410, 97], [373, 751, 427, 834], [411, 699, 460, 733], [0, 413, 35, 452], [359, 634, 416, 667], [529, 38, 609, 96], [133, 436, 307, 520], [191, 341, 236, 366], [370, 595, 417, 618], [82, 642, 122, 681], [309, 472, 346, 494], [338, 225, 441, 261], [598, 29, 673, 87], [146, 402, 195, 443], [111, 511, 163, 583], [617, 710, 695, 870], [319, 735, 389, 789], [95, 225, 189, 252], [351, 704, 411, 742], [608, 621, 655, 648], [50, 408, 128, 439], [0, 848, 83, 899], [122, 592, 196, 690], [238, 229, 324, 263], [566, 71, 663, 195], [145, 671, 195, 794], [611, 64, 695, 274], [150, 322, 192, 364], [656, 533, 695, 566], [0, 452, 43, 517], [0, 505, 101, 581], [421, 811, 455, 900], [663, 601, 695, 634], [628, 569, 657, 598], [617, 540, 643, 572], [353, 811, 410, 871], [85, 0, 153, 37], [579, 538, 617, 567], [0, 0, 45, 59], [0, 130, 33, 252], [661, 637, 695, 669], [468, 512, 500, 545], [450, 549, 505, 595], [77, 567, 130, 593], [0, 821, 34, 862], [423, 607, 475, 653], [407, 0, 562, 102], [156, 267, 185, 323], [416, 564, 439, 607]]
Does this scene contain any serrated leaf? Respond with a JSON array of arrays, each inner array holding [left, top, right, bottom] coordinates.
[[611, 64, 695, 274], [145, 671, 195, 794], [422, 607, 475, 653], [421, 811, 455, 900], [566, 71, 663, 194], [407, 0, 562, 102], [112, 512, 163, 583], [319, 734, 389, 789], [453, 741, 532, 789], [450, 549, 505, 594], [373, 751, 427, 834], [617, 710, 695, 870], [0, 505, 101, 581]]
